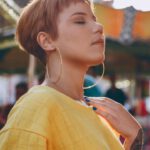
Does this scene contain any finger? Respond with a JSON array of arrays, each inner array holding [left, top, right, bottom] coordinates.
[[88, 97, 114, 106], [92, 98, 123, 113], [87, 100, 115, 113], [84, 97, 121, 114], [85, 97, 106, 105], [89, 97, 120, 106], [102, 97, 122, 107], [95, 109, 115, 124], [88, 97, 106, 102], [89, 101, 119, 127], [92, 103, 106, 111], [87, 100, 106, 109]]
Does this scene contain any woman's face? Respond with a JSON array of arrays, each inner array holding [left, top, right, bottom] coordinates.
[[54, 2, 105, 66]]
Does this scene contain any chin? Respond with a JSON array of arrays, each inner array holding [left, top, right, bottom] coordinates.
[[88, 55, 105, 66], [88, 46, 105, 64]]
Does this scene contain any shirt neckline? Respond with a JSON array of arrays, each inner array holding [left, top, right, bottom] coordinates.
[[30, 85, 92, 109]]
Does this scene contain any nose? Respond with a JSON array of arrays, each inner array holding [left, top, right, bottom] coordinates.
[[93, 22, 103, 35]]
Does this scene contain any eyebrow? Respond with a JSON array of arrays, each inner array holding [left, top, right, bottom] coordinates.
[[71, 12, 96, 21]]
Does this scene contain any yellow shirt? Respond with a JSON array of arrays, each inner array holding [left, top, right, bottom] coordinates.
[[0, 85, 124, 150]]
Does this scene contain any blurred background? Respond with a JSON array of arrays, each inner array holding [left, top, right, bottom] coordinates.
[[0, 0, 150, 149]]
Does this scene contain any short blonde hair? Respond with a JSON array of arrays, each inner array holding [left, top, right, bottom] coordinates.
[[16, 0, 92, 65]]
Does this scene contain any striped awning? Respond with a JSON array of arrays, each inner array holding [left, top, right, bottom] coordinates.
[[94, 4, 150, 41]]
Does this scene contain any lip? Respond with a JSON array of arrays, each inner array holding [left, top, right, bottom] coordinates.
[[91, 38, 104, 45]]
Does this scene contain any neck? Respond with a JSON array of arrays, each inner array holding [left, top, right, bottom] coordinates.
[[44, 60, 88, 101]]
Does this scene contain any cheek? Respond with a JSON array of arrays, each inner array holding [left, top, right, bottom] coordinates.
[[57, 25, 105, 65], [58, 28, 90, 55], [60, 27, 89, 45]]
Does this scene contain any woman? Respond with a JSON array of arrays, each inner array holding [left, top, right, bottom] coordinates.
[[0, 0, 143, 149]]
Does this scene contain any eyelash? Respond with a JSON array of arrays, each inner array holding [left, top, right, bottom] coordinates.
[[75, 21, 86, 24], [74, 17, 96, 25]]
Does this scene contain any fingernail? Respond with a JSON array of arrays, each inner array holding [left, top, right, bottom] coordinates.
[[92, 107, 97, 111], [84, 97, 90, 102]]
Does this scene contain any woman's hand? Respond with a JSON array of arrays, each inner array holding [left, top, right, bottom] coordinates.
[[85, 97, 143, 150]]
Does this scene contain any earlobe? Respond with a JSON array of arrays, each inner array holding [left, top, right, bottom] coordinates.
[[37, 32, 55, 52]]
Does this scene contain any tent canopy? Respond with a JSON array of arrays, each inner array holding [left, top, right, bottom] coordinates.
[[94, 4, 150, 40]]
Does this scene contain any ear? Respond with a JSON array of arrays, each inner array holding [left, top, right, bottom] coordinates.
[[37, 32, 55, 52]]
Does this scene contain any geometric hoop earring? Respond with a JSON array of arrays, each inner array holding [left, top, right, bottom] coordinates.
[[46, 48, 63, 84], [83, 63, 105, 90]]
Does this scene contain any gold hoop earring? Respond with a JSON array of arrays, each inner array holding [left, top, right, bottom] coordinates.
[[46, 48, 63, 84], [83, 63, 105, 90]]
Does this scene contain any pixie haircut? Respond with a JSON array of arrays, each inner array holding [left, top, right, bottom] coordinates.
[[16, 0, 92, 65]]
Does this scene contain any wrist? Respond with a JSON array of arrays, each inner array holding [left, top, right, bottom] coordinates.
[[124, 128, 143, 150], [124, 137, 135, 150], [127, 123, 142, 140]]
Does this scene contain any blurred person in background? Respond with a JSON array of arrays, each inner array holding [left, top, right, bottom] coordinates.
[[15, 82, 28, 100], [84, 74, 102, 97], [0, 82, 28, 129], [105, 74, 128, 106], [0, 0, 143, 149], [84, 67, 102, 97], [0, 107, 4, 129], [0, 104, 13, 129], [135, 96, 148, 117]]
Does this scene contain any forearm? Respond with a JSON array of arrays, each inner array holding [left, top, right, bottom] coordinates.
[[124, 128, 144, 150]]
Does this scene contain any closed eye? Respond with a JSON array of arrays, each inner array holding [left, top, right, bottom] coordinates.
[[75, 21, 86, 24]]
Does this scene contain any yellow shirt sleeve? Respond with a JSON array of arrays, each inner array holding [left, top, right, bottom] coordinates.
[[0, 86, 124, 150], [0, 128, 47, 150]]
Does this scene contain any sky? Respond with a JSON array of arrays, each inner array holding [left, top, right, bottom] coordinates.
[[112, 0, 150, 11], [94, 0, 150, 11]]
